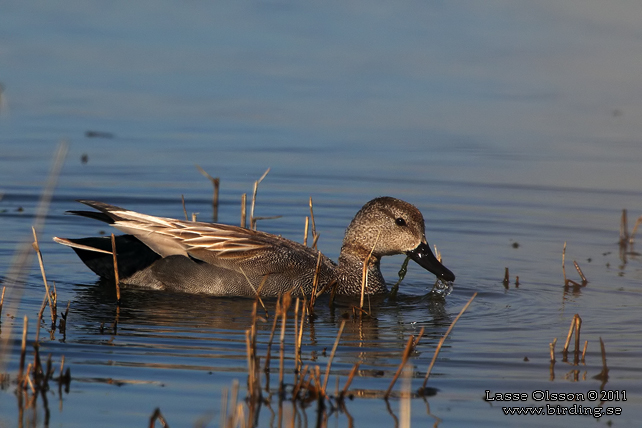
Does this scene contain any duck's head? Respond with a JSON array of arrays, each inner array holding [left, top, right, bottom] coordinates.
[[342, 197, 455, 282]]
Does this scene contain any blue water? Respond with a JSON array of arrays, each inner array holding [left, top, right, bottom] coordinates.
[[2, 1, 642, 427]]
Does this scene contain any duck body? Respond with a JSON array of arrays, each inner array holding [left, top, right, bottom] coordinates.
[[54, 197, 454, 298]]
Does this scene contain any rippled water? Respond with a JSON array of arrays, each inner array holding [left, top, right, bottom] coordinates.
[[2, 1, 642, 427]]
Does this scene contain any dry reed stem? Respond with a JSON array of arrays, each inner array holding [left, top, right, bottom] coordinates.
[[35, 294, 47, 343], [278, 294, 290, 395], [322, 320, 346, 393], [303, 216, 309, 246], [360, 231, 381, 312], [0, 142, 67, 372], [596, 337, 609, 382], [312, 365, 322, 395], [296, 300, 306, 375], [400, 365, 412, 428], [562, 314, 578, 355], [111, 233, 121, 302], [228, 380, 239, 428], [340, 363, 360, 397], [250, 168, 270, 230], [245, 330, 256, 399], [149, 407, 170, 428], [309, 251, 322, 310], [220, 386, 229, 428], [239, 267, 266, 313], [292, 364, 310, 398], [619, 209, 628, 246], [195, 164, 220, 222], [549, 338, 557, 362], [573, 315, 582, 365], [573, 261, 587, 284], [384, 335, 415, 399], [581, 340, 588, 363], [0, 286, 5, 319], [241, 193, 247, 228], [24, 363, 35, 394], [562, 242, 567, 283], [18, 316, 28, 381], [32, 227, 56, 325], [181, 195, 188, 220], [502, 267, 509, 287], [235, 403, 246, 428], [309, 197, 318, 250], [263, 298, 281, 374], [630, 215, 642, 245], [421, 292, 477, 389], [413, 327, 425, 348], [384, 398, 399, 428], [293, 299, 300, 374], [315, 279, 336, 301]]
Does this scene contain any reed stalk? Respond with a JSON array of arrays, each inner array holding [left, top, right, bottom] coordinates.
[[0, 142, 66, 373], [619, 209, 628, 247], [292, 364, 310, 398], [630, 215, 642, 246], [278, 293, 291, 396], [0, 286, 5, 320], [596, 337, 609, 382], [360, 231, 381, 313], [340, 363, 360, 398], [573, 261, 587, 285], [573, 315, 582, 365], [549, 337, 557, 362], [309, 198, 318, 250], [181, 195, 188, 220], [241, 193, 247, 228], [421, 292, 477, 390], [303, 216, 309, 246], [562, 242, 567, 283], [148, 407, 169, 428], [562, 314, 578, 355], [400, 365, 412, 428], [250, 168, 270, 230], [384, 335, 415, 399], [196, 164, 220, 222], [322, 320, 346, 393], [32, 228, 56, 325], [111, 233, 121, 302], [308, 252, 322, 310], [293, 298, 300, 374], [18, 316, 28, 381], [263, 298, 281, 376]]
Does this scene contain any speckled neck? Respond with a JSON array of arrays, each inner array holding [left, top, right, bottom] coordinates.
[[335, 251, 388, 296]]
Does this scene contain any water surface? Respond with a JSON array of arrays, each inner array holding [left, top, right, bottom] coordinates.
[[1, 1, 642, 427]]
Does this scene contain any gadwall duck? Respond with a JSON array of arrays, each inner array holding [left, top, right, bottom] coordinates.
[[54, 198, 454, 298]]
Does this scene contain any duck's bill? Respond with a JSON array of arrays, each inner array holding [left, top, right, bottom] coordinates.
[[406, 242, 455, 282]]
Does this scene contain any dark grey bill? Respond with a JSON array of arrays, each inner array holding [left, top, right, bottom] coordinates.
[[406, 242, 455, 282]]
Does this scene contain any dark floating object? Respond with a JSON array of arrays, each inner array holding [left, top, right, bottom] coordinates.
[[81, 153, 89, 164], [85, 130, 114, 139]]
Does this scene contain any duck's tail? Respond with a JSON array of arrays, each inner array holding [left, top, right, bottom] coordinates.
[[54, 235, 160, 281]]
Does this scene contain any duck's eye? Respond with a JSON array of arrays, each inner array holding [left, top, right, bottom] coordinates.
[[395, 217, 406, 227]]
